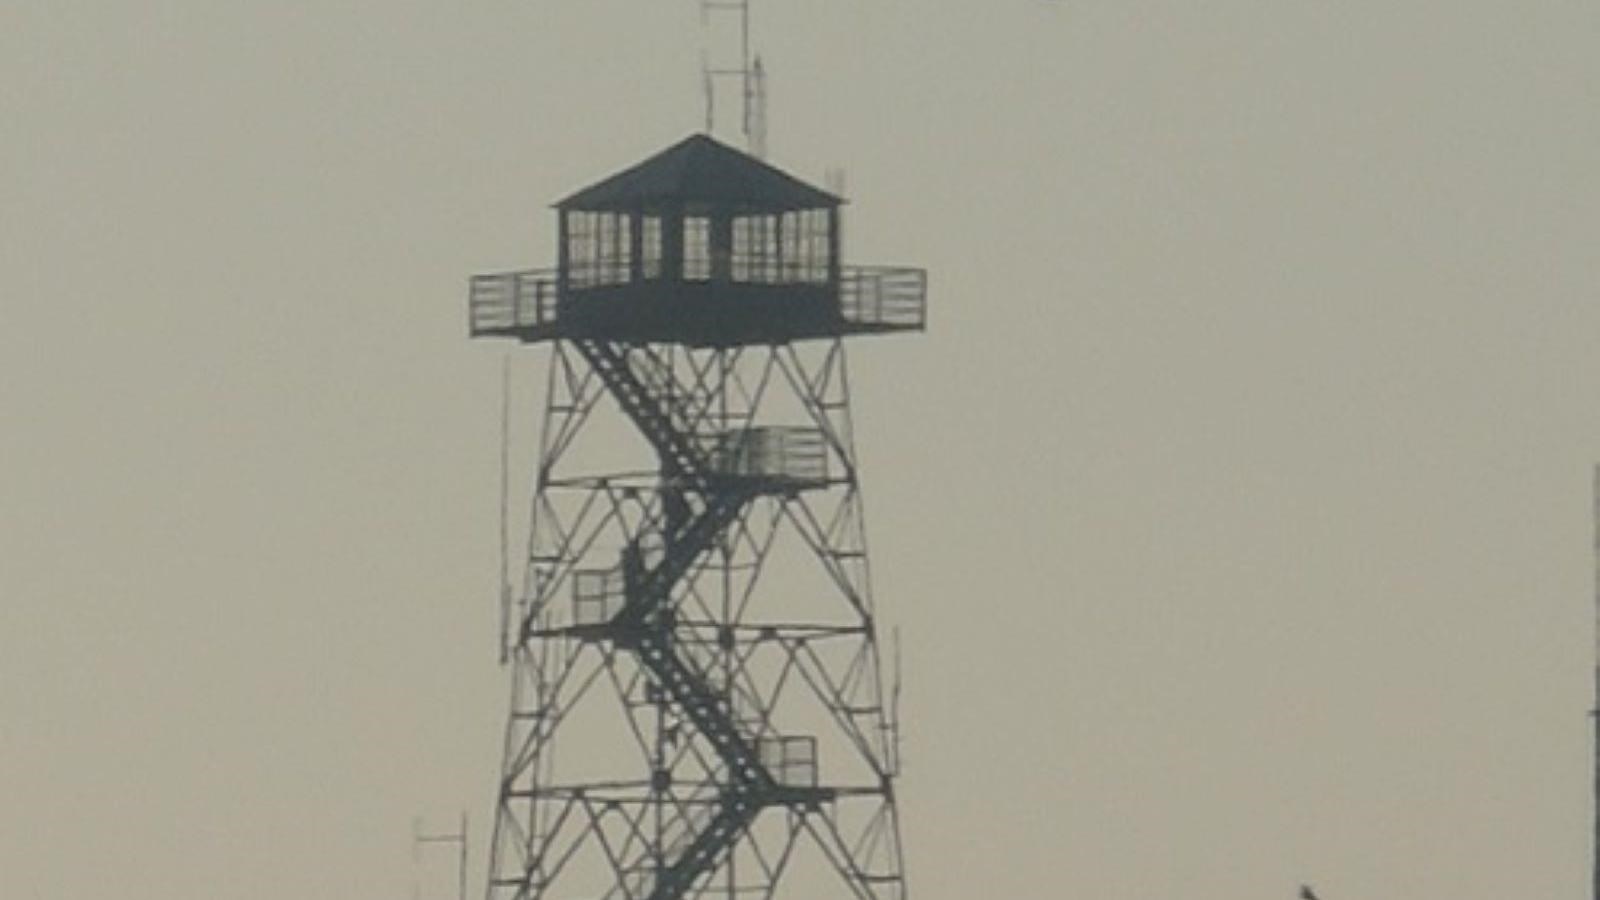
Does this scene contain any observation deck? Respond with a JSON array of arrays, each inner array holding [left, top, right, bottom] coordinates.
[[468, 134, 926, 347]]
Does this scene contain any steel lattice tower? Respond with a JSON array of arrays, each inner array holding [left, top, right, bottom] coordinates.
[[468, 134, 925, 900]]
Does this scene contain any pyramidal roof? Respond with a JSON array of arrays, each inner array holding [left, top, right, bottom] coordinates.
[[557, 133, 840, 212]]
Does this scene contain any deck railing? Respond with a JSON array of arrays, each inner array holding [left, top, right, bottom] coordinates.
[[468, 267, 558, 335], [711, 428, 828, 484], [471, 264, 925, 335], [840, 266, 927, 330], [572, 566, 627, 627], [757, 735, 818, 788]]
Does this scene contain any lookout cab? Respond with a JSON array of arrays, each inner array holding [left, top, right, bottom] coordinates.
[[469, 133, 925, 345]]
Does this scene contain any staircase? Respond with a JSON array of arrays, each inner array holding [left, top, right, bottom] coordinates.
[[574, 340, 712, 482], [575, 339, 795, 900]]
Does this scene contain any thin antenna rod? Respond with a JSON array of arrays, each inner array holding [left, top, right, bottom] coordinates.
[[701, 53, 715, 134], [740, 3, 753, 142], [749, 54, 767, 160], [1592, 464, 1599, 900], [499, 354, 512, 666]]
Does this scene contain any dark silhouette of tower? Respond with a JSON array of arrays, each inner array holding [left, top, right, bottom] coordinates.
[[469, 134, 925, 900]]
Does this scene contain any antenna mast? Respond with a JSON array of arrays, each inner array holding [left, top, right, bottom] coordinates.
[[701, 0, 767, 158]]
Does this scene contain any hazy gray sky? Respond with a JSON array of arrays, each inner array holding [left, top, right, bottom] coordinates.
[[3, 2, 1599, 899]]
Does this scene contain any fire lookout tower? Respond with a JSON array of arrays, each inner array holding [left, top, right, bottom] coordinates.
[[469, 134, 924, 900]]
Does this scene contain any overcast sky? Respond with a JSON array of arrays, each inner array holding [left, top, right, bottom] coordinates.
[[3, 2, 1600, 899]]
